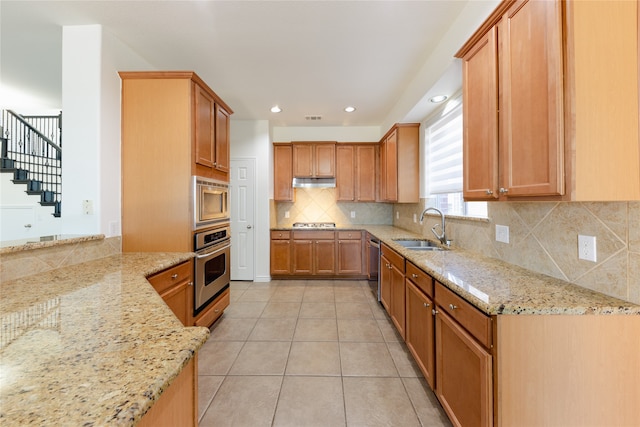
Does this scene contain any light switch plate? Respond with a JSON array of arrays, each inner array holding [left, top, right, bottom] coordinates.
[[285, 211, 290, 218], [495, 224, 509, 243], [350, 211, 356, 218], [578, 235, 597, 262], [82, 200, 94, 215]]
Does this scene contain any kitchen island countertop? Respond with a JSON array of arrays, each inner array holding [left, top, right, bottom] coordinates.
[[0, 252, 209, 426], [362, 225, 640, 315]]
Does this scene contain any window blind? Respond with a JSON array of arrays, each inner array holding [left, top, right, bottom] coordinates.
[[426, 103, 462, 195]]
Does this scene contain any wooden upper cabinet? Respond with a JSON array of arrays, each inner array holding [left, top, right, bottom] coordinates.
[[194, 84, 215, 169], [458, 0, 640, 201], [356, 144, 377, 202], [292, 142, 336, 178], [336, 145, 355, 201], [192, 79, 233, 179], [214, 103, 230, 172], [379, 124, 419, 203], [274, 144, 294, 201], [461, 27, 499, 201], [337, 144, 377, 202], [500, 0, 564, 198]]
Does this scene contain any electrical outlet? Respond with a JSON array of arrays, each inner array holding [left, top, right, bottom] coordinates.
[[413, 213, 417, 223], [82, 200, 94, 215], [285, 211, 290, 219], [350, 211, 356, 219], [396, 211, 399, 219], [578, 235, 597, 262], [495, 224, 509, 243]]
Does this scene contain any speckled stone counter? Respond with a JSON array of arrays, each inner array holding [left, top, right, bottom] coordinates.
[[0, 234, 105, 253], [0, 252, 210, 426], [361, 225, 640, 315]]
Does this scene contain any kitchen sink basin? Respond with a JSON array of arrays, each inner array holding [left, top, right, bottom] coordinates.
[[392, 239, 444, 251]]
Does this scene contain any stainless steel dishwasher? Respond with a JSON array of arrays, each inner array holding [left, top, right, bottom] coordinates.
[[366, 234, 380, 301]]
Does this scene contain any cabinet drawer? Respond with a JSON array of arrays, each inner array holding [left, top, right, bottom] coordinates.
[[435, 281, 492, 348], [338, 230, 361, 240], [293, 230, 335, 240], [194, 288, 230, 327], [147, 261, 192, 295], [380, 243, 405, 272], [406, 262, 433, 298], [271, 230, 291, 240]]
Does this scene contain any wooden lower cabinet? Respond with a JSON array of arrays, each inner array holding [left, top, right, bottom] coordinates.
[[147, 260, 193, 326], [405, 263, 435, 389], [337, 231, 363, 275], [194, 288, 229, 327], [380, 243, 405, 339], [138, 356, 198, 427], [270, 231, 292, 275], [292, 231, 336, 275], [435, 308, 493, 427]]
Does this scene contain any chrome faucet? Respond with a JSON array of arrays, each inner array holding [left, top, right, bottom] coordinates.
[[419, 207, 449, 246]]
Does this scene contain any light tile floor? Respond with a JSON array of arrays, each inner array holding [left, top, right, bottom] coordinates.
[[198, 279, 452, 427]]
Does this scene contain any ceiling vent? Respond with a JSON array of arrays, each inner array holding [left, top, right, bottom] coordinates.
[[305, 115, 323, 121]]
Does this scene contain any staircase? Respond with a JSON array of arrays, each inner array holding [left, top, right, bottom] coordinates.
[[1, 110, 62, 217]]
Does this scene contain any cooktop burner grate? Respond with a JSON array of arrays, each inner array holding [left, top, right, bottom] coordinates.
[[292, 222, 336, 229]]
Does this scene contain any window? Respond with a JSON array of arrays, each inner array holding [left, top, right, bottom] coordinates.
[[424, 96, 487, 219]]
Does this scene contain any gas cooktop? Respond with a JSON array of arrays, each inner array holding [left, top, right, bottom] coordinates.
[[292, 222, 336, 229]]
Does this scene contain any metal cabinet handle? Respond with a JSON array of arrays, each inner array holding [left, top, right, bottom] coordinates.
[[171, 274, 178, 279], [432, 309, 438, 315], [499, 187, 508, 194], [412, 273, 418, 278], [214, 308, 220, 313], [188, 282, 193, 286], [423, 302, 430, 308], [449, 303, 457, 310], [485, 189, 493, 195]]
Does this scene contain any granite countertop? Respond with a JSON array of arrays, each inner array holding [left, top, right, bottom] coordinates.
[[362, 225, 640, 316], [0, 252, 210, 426], [0, 234, 105, 254]]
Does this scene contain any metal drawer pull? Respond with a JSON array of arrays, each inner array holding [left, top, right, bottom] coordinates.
[[485, 189, 493, 195], [423, 302, 430, 308], [171, 274, 178, 279], [214, 309, 221, 313], [432, 309, 438, 315], [449, 303, 457, 310], [188, 282, 193, 286], [412, 273, 418, 278]]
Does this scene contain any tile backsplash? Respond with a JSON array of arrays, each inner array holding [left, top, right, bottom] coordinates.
[[395, 201, 640, 305], [274, 188, 392, 227]]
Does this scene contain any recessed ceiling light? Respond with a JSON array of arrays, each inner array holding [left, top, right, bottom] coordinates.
[[429, 95, 448, 103], [270, 105, 282, 113], [344, 106, 356, 113]]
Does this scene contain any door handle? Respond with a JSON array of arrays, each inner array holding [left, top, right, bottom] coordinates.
[[247, 225, 252, 229]]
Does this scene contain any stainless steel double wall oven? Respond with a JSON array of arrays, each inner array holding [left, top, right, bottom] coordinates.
[[193, 176, 231, 316]]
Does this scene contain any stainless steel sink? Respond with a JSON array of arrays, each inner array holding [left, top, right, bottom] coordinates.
[[392, 239, 444, 251]]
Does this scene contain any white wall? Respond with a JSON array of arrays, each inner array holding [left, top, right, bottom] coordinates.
[[230, 120, 271, 282], [272, 126, 381, 143], [61, 25, 152, 236]]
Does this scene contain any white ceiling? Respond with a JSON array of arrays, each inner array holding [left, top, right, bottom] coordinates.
[[1, 1, 499, 127]]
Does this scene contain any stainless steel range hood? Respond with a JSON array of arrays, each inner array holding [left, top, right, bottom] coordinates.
[[292, 177, 336, 188]]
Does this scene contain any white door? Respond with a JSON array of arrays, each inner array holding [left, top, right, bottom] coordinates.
[[230, 158, 255, 281]]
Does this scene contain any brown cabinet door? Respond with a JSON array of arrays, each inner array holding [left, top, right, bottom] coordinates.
[[274, 144, 294, 201], [160, 280, 191, 326], [381, 131, 398, 202], [462, 26, 499, 201], [194, 84, 215, 169], [500, 0, 564, 197], [389, 263, 405, 339], [292, 239, 313, 274], [214, 104, 230, 172], [379, 254, 392, 312], [314, 239, 336, 275], [336, 145, 355, 201], [270, 239, 291, 275], [292, 144, 314, 177], [314, 144, 336, 177], [337, 238, 362, 274], [405, 278, 435, 390], [356, 145, 376, 202], [435, 309, 492, 427]]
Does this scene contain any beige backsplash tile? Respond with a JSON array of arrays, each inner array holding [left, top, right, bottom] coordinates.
[[394, 200, 639, 305]]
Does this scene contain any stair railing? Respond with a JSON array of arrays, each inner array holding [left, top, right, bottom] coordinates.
[[1, 109, 63, 216]]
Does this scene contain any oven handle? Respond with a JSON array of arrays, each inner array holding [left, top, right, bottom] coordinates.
[[195, 240, 230, 258]]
